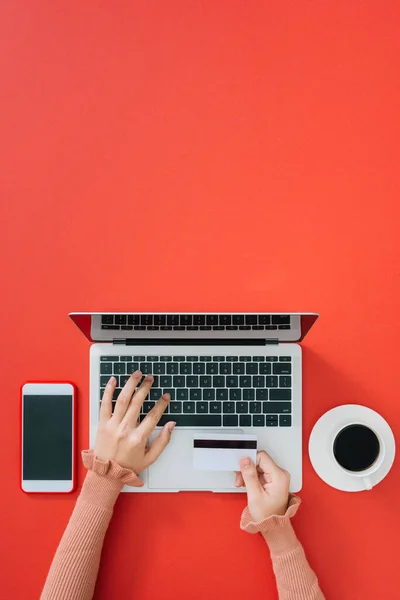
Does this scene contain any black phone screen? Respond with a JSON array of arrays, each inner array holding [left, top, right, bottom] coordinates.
[[23, 395, 73, 480]]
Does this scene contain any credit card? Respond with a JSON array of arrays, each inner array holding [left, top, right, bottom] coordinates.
[[193, 433, 257, 471]]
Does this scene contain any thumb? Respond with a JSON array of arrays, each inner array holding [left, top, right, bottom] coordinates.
[[240, 457, 263, 496], [144, 421, 176, 466]]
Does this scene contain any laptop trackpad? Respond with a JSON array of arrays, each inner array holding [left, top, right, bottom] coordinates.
[[148, 429, 242, 490]]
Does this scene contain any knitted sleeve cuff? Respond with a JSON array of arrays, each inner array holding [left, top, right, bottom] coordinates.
[[240, 494, 302, 556], [79, 449, 143, 510]]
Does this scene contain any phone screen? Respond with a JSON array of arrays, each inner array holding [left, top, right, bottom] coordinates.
[[23, 395, 73, 480]]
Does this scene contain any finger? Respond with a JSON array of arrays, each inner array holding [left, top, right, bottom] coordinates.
[[239, 457, 263, 496], [234, 471, 244, 487], [122, 374, 154, 425], [143, 421, 176, 467], [256, 450, 282, 476], [139, 393, 171, 437], [100, 377, 116, 424], [112, 370, 143, 422]]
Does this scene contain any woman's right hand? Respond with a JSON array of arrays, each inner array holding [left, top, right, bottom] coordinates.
[[235, 451, 291, 522]]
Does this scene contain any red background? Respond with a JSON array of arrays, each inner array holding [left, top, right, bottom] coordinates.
[[1, 1, 399, 598]]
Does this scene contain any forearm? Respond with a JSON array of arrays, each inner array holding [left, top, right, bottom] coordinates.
[[241, 496, 325, 600], [40, 450, 142, 600]]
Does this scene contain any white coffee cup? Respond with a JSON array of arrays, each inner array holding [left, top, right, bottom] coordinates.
[[331, 422, 386, 490]]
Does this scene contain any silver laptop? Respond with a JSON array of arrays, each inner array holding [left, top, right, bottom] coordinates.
[[69, 312, 318, 493]]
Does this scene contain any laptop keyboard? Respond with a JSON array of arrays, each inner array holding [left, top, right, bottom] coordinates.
[[100, 355, 292, 428], [100, 314, 291, 331]]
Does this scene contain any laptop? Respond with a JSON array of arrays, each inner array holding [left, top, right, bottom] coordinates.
[[69, 312, 318, 493]]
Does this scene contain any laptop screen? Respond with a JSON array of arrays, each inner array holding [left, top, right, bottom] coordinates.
[[69, 313, 318, 343]]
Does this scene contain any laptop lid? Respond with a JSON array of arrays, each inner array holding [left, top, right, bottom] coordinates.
[[69, 312, 318, 343]]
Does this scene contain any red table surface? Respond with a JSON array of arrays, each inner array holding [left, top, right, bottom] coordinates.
[[1, 1, 399, 598]]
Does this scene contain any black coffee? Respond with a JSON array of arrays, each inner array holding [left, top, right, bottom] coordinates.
[[333, 424, 380, 472]]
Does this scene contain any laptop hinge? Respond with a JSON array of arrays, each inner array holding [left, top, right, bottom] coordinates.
[[113, 338, 278, 346]]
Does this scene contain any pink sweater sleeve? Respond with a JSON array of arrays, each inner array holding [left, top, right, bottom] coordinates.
[[240, 495, 325, 600], [40, 450, 143, 600]]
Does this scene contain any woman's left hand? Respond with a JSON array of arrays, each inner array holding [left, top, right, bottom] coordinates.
[[94, 371, 176, 473]]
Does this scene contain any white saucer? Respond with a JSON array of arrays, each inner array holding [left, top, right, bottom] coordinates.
[[309, 405, 396, 492]]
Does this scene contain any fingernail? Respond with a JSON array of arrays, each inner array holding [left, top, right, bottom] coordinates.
[[133, 370, 141, 377], [167, 422, 176, 431], [162, 393, 171, 400], [145, 374, 153, 381], [241, 457, 251, 466], [108, 377, 115, 385]]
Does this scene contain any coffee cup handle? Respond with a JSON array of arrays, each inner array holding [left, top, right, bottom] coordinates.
[[363, 477, 373, 491]]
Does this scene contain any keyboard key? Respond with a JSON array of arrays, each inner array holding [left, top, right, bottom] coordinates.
[[253, 415, 265, 427], [266, 376, 278, 387], [121, 325, 133, 330], [265, 356, 278, 362], [223, 415, 238, 426], [120, 376, 130, 387], [253, 376, 265, 387], [143, 402, 155, 413], [153, 363, 165, 375], [213, 376, 225, 388], [236, 402, 248, 413], [160, 376, 172, 387], [239, 356, 252, 362], [256, 389, 269, 401], [157, 414, 222, 427], [223, 402, 235, 413], [169, 402, 182, 413], [206, 363, 219, 375], [140, 363, 152, 373], [147, 356, 158, 362], [134, 325, 146, 330], [279, 356, 292, 362], [193, 363, 206, 374], [140, 315, 153, 326], [180, 363, 192, 375], [210, 402, 222, 413], [186, 356, 199, 362], [219, 363, 232, 375], [166, 315, 179, 325], [239, 325, 251, 330], [180, 315, 192, 326], [263, 402, 291, 413], [154, 315, 166, 326], [126, 363, 139, 374], [200, 356, 212, 361], [219, 315, 231, 325], [160, 326, 173, 330], [199, 326, 212, 330], [100, 375, 113, 387], [280, 376, 292, 387], [243, 389, 255, 400], [245, 315, 257, 324], [183, 402, 195, 413], [250, 402, 261, 413], [162, 389, 175, 400], [206, 315, 219, 326], [187, 376, 199, 387], [196, 402, 208, 413], [115, 315, 127, 325], [203, 389, 216, 401], [252, 326, 264, 330], [173, 376, 186, 388], [100, 363, 113, 375], [127, 315, 140, 325], [239, 376, 252, 387], [200, 376, 212, 387], [272, 315, 290, 325], [246, 363, 258, 374], [133, 356, 146, 361], [114, 363, 126, 375], [226, 356, 238, 361], [186, 325, 199, 330], [226, 325, 238, 330], [190, 389, 202, 400], [102, 315, 114, 324], [279, 415, 292, 427], [253, 356, 265, 362], [270, 389, 292, 400], [266, 415, 278, 422], [229, 389, 241, 401], [193, 315, 206, 325], [160, 356, 172, 361], [150, 388, 162, 400], [212, 326, 224, 330], [173, 326, 185, 330], [233, 363, 245, 374], [273, 363, 292, 375], [177, 389, 189, 401], [258, 315, 271, 325], [216, 389, 228, 401], [174, 356, 186, 362], [232, 315, 245, 325], [167, 363, 179, 374], [266, 420, 278, 427], [259, 363, 272, 375], [226, 376, 238, 387], [147, 325, 160, 330], [100, 356, 119, 362], [240, 415, 251, 427]]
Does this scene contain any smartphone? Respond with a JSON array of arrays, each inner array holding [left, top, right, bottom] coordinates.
[[21, 382, 77, 493]]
